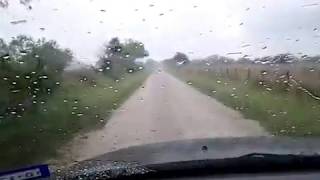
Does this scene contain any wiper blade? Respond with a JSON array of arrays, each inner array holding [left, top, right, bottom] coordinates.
[[58, 153, 320, 179]]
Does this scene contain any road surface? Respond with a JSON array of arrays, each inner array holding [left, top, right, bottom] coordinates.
[[60, 71, 268, 164]]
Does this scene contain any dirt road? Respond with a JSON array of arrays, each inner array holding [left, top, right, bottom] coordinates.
[[62, 71, 268, 162]]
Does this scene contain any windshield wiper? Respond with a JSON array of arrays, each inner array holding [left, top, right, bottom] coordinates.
[[58, 153, 320, 179]]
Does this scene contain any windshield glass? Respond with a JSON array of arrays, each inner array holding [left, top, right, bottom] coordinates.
[[1, 0, 320, 173]]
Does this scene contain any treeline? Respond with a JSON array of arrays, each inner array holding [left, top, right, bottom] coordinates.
[[164, 52, 320, 67], [0, 35, 151, 170], [0, 35, 72, 118], [0, 36, 150, 120], [164, 52, 320, 98]]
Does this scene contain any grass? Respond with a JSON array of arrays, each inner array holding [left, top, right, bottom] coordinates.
[[0, 71, 149, 171], [169, 68, 320, 137]]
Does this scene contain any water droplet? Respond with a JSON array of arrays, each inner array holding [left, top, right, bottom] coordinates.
[[187, 81, 192, 85], [10, 111, 17, 115], [302, 3, 318, 7], [201, 145, 208, 151], [19, 50, 28, 55], [40, 75, 48, 79], [10, 19, 27, 25], [1, 54, 10, 60], [227, 52, 242, 55], [81, 135, 88, 139], [11, 89, 20, 93]]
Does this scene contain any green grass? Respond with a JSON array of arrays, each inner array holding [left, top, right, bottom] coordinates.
[[0, 71, 149, 171], [169, 69, 320, 137]]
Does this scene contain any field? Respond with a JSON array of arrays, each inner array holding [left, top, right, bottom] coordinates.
[[0, 70, 148, 170], [167, 62, 320, 137]]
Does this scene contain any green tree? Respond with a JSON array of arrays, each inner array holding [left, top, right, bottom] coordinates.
[[0, 36, 72, 117], [173, 52, 190, 65], [96, 37, 148, 79]]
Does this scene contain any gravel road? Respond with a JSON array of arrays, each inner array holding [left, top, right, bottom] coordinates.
[[61, 71, 268, 163]]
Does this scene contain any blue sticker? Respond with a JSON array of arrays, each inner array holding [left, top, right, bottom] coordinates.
[[0, 164, 50, 180]]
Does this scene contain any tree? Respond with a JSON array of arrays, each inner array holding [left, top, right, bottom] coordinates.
[[173, 52, 190, 65], [0, 36, 73, 116], [0, 39, 8, 56], [96, 37, 148, 79], [8, 35, 35, 59], [0, 0, 32, 8], [162, 52, 190, 70]]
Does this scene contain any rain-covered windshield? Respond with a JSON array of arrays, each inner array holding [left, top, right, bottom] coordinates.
[[1, 0, 320, 173]]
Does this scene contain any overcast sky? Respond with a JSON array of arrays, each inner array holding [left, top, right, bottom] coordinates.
[[1, 0, 320, 64]]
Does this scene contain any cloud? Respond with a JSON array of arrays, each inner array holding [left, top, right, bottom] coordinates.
[[0, 0, 319, 64]]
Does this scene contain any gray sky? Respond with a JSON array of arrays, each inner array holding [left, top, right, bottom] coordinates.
[[1, 0, 320, 64]]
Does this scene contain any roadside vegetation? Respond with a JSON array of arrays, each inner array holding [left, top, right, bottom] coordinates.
[[0, 36, 150, 170], [164, 53, 320, 137]]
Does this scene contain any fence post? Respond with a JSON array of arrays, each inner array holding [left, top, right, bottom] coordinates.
[[234, 68, 238, 80], [247, 68, 251, 80], [286, 71, 290, 82]]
